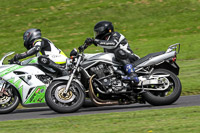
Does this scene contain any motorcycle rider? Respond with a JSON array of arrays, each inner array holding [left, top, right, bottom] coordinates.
[[10, 28, 68, 76], [84, 21, 140, 84]]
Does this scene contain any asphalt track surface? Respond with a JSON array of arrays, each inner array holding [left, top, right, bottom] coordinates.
[[0, 95, 200, 121]]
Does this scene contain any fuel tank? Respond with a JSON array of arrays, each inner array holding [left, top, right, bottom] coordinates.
[[81, 53, 121, 69]]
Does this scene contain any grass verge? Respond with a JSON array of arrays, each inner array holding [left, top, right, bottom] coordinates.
[[1, 106, 200, 133]]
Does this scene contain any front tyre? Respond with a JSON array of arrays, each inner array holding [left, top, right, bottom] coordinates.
[[0, 87, 19, 114], [142, 69, 182, 106], [45, 81, 85, 113]]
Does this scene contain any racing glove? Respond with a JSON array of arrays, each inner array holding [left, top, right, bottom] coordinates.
[[9, 54, 23, 64], [84, 38, 94, 46], [10, 53, 27, 62]]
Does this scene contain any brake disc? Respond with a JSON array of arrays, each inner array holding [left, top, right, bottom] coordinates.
[[54, 85, 76, 103], [0, 95, 11, 104]]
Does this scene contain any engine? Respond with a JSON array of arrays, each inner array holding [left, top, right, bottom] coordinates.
[[89, 64, 127, 93], [36, 75, 52, 84]]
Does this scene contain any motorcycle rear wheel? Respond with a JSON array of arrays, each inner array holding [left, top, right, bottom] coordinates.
[[142, 69, 182, 106], [45, 81, 85, 113]]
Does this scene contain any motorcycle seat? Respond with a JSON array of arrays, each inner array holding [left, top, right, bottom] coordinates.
[[133, 51, 165, 66]]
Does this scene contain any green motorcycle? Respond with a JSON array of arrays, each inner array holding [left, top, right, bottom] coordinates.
[[0, 52, 68, 114]]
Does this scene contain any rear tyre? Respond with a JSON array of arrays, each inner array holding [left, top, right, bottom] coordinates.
[[0, 87, 19, 114], [45, 81, 85, 113], [142, 69, 182, 106]]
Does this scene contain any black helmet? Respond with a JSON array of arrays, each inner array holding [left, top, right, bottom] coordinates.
[[94, 21, 114, 39], [23, 28, 41, 50]]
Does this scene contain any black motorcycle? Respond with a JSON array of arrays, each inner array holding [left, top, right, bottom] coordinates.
[[45, 43, 182, 113]]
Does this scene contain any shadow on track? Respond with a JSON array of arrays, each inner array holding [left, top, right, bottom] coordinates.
[[40, 104, 154, 115]]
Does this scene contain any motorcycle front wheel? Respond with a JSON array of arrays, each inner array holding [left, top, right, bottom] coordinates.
[[142, 69, 182, 106], [45, 81, 85, 113], [0, 87, 19, 114]]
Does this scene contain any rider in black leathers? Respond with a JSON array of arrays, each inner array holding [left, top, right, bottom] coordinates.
[[10, 28, 68, 76], [84, 21, 140, 84]]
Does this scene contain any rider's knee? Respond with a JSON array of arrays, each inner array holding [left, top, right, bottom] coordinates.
[[114, 49, 129, 60], [38, 56, 50, 65]]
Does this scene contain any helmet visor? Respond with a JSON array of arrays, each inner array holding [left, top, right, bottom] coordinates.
[[23, 32, 30, 42], [94, 31, 99, 38], [94, 26, 105, 38]]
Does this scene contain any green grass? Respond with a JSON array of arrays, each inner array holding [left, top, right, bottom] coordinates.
[[0, 0, 200, 94], [1, 106, 200, 133], [178, 59, 200, 95], [1, 0, 200, 131]]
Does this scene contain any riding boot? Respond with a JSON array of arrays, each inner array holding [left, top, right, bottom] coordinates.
[[48, 60, 68, 76], [122, 64, 139, 84]]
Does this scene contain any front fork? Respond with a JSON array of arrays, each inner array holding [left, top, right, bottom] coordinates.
[[64, 55, 82, 93]]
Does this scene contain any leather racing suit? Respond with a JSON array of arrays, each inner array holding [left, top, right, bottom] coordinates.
[[14, 38, 68, 75]]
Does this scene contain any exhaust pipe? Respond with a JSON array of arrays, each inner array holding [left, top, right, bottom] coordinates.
[[88, 75, 119, 106]]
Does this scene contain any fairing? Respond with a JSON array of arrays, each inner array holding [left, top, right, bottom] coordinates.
[[0, 64, 47, 105]]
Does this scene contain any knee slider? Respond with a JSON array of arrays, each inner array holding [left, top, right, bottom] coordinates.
[[114, 49, 129, 60]]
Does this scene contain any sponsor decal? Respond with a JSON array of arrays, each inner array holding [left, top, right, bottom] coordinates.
[[24, 86, 46, 104], [29, 93, 36, 102], [36, 88, 40, 93], [40, 89, 44, 93], [52, 55, 61, 58]]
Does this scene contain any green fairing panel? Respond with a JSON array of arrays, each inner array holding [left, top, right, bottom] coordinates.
[[0, 65, 24, 77], [18, 86, 23, 100], [7, 77, 15, 84], [0, 64, 46, 104], [20, 57, 38, 65], [7, 78, 22, 88], [24, 86, 46, 104], [28, 58, 38, 64], [7, 77, 24, 100]]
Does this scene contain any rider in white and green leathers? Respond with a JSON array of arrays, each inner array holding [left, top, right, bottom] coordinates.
[[10, 28, 68, 76]]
